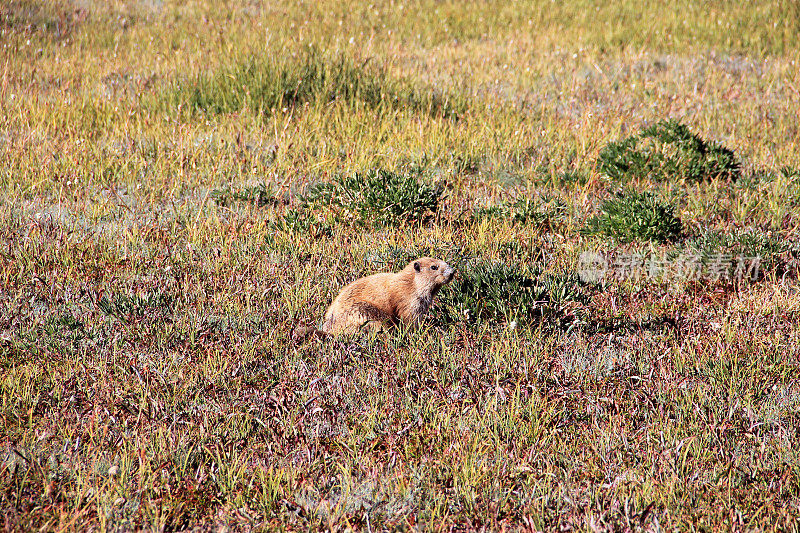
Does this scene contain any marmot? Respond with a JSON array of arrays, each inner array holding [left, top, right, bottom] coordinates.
[[321, 257, 455, 335]]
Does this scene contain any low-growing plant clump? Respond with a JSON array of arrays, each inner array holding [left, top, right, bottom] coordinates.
[[97, 291, 175, 322], [210, 182, 280, 208], [303, 168, 444, 227], [437, 260, 586, 327], [597, 119, 740, 183], [687, 227, 791, 277], [583, 190, 683, 243], [556, 169, 590, 186]]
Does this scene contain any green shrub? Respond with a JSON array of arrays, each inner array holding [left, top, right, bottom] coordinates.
[[303, 168, 443, 227], [156, 51, 466, 120], [437, 260, 585, 326], [583, 190, 683, 243], [597, 119, 740, 183]]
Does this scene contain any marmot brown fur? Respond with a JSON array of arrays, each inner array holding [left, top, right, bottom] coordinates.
[[321, 257, 455, 335]]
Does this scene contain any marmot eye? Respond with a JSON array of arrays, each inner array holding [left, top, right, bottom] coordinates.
[[431, 265, 438, 270]]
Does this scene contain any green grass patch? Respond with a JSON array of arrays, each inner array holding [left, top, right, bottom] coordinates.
[[303, 168, 444, 227], [556, 170, 590, 186], [687, 228, 790, 277], [597, 119, 740, 183], [155, 51, 467, 120], [210, 182, 280, 208], [475, 195, 567, 228], [780, 165, 800, 180], [271, 208, 332, 238], [98, 291, 175, 323], [583, 190, 683, 244]]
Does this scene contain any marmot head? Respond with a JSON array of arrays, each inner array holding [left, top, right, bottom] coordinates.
[[409, 257, 455, 295]]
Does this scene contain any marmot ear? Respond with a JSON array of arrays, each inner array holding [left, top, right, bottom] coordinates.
[[414, 261, 421, 272]]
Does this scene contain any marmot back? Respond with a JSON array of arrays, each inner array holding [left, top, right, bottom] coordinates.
[[321, 257, 455, 335]]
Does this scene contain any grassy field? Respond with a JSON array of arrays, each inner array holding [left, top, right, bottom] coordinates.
[[2, 0, 800, 530]]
